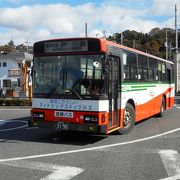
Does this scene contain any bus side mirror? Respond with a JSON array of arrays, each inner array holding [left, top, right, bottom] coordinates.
[[103, 57, 110, 75], [27, 66, 33, 86]]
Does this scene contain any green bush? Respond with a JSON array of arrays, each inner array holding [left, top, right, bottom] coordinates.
[[0, 99, 4, 106], [0, 99, 32, 106]]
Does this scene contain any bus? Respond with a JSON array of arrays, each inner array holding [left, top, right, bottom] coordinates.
[[31, 37, 174, 134]]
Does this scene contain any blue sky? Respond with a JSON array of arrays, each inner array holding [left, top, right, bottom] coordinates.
[[0, 0, 102, 7], [0, 0, 153, 9], [0, 0, 179, 45]]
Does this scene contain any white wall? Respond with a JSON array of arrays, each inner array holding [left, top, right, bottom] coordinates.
[[178, 53, 180, 92], [0, 58, 19, 88]]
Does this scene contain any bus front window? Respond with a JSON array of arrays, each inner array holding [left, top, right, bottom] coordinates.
[[33, 54, 106, 97]]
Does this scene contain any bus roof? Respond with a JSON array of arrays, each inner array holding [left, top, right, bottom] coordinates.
[[34, 37, 173, 64], [105, 39, 174, 64]]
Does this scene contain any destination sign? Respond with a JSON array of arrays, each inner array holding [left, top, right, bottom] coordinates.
[[44, 40, 88, 53]]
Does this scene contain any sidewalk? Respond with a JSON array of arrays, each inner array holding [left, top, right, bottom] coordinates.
[[0, 106, 31, 109]]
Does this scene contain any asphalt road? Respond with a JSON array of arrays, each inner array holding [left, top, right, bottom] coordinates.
[[0, 98, 180, 180]]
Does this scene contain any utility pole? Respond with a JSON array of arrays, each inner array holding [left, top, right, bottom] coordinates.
[[85, 22, 88, 37], [175, 4, 179, 93], [103, 30, 106, 39], [24, 40, 30, 53], [121, 32, 123, 45], [165, 26, 168, 60], [175, 5, 178, 54], [169, 43, 172, 59]]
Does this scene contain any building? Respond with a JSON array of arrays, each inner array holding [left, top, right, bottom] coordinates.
[[175, 53, 180, 93], [0, 51, 33, 98]]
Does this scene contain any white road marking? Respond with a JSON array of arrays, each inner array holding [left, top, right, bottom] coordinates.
[[42, 166, 83, 180], [158, 175, 180, 180], [0, 120, 6, 126], [174, 104, 180, 109], [1, 160, 84, 180], [158, 150, 180, 180], [159, 150, 180, 176], [0, 109, 30, 111], [1, 127, 180, 163], [26, 127, 38, 130], [0, 120, 28, 132]]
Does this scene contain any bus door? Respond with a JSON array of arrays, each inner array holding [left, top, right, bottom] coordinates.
[[167, 67, 172, 107], [108, 56, 119, 128]]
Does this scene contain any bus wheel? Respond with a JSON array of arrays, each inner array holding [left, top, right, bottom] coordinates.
[[118, 103, 135, 135], [158, 97, 166, 117]]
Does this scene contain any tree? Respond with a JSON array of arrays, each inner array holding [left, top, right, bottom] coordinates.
[[143, 41, 160, 56], [0, 45, 12, 53], [8, 40, 15, 47], [107, 27, 178, 59], [149, 28, 160, 36]]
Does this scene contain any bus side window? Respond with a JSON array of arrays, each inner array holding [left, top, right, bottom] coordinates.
[[166, 63, 174, 83], [123, 51, 137, 82], [162, 62, 166, 82], [149, 58, 158, 81], [138, 55, 148, 81], [158, 62, 162, 81]]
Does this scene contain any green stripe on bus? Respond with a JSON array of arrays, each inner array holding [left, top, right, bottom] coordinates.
[[130, 85, 156, 88], [122, 82, 169, 85], [122, 88, 147, 92]]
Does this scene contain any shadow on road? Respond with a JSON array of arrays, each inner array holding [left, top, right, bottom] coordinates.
[[175, 99, 180, 104], [0, 117, 107, 146]]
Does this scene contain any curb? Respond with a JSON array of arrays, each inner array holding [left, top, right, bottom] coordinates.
[[0, 106, 31, 109]]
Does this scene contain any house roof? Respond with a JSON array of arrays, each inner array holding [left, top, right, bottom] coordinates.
[[0, 52, 33, 61]]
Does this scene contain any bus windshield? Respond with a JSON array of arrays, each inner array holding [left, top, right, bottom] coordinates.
[[33, 54, 106, 97]]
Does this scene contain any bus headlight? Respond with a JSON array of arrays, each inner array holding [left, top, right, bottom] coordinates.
[[84, 116, 91, 122], [33, 112, 44, 119], [84, 116, 98, 123], [91, 117, 98, 122]]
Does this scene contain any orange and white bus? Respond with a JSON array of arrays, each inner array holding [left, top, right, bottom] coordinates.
[[31, 37, 174, 134]]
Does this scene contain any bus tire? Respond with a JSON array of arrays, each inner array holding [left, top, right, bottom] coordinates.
[[158, 97, 166, 117], [118, 103, 135, 135]]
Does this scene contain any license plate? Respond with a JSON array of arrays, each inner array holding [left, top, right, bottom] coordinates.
[[55, 122, 69, 130], [55, 111, 74, 118]]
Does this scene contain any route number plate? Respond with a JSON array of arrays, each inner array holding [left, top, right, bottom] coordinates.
[[55, 111, 74, 118], [55, 122, 69, 130]]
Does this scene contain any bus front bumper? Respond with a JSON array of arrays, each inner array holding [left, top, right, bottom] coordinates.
[[32, 120, 107, 134]]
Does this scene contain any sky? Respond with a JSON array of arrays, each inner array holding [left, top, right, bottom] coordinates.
[[0, 0, 180, 45]]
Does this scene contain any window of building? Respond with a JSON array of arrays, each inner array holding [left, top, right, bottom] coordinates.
[[3, 79, 11, 87], [11, 81, 18, 87], [3, 62, 7, 67], [17, 78, 21, 87]]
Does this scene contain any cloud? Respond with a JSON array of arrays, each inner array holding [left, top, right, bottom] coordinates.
[[0, 29, 28, 45], [150, 0, 180, 16], [0, 1, 178, 45]]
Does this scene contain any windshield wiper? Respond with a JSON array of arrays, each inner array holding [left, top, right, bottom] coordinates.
[[47, 68, 66, 97], [70, 88, 83, 100], [48, 69, 84, 99], [65, 71, 84, 100], [47, 81, 63, 98]]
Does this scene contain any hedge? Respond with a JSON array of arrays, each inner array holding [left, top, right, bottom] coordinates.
[[0, 98, 31, 106]]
